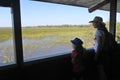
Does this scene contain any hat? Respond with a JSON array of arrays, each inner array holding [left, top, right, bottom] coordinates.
[[71, 38, 83, 45], [89, 16, 103, 23]]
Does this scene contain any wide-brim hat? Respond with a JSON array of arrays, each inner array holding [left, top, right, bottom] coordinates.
[[89, 16, 105, 24], [71, 38, 83, 45]]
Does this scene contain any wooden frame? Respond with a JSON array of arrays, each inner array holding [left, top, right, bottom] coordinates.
[[88, 0, 109, 13], [109, 0, 117, 39], [0, 0, 11, 7], [11, 0, 24, 69], [0, 0, 118, 68]]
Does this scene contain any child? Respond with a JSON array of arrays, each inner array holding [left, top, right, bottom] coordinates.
[[71, 38, 86, 80]]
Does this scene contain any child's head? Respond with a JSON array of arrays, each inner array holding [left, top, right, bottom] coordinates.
[[71, 38, 83, 49]]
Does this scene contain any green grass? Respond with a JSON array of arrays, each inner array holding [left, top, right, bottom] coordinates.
[[22, 26, 95, 47], [22, 27, 94, 38], [1, 24, 120, 47], [0, 25, 120, 64], [0, 28, 12, 42]]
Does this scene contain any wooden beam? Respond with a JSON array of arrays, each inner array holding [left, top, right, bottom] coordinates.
[[109, 0, 117, 77], [88, 0, 109, 13], [11, 0, 24, 69], [109, 0, 117, 39], [0, 0, 11, 7]]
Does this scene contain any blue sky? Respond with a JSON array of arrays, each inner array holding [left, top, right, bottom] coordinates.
[[0, 0, 120, 27]]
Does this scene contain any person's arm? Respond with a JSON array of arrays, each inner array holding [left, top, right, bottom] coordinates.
[[95, 35, 103, 60], [97, 36, 102, 52], [96, 35, 107, 80]]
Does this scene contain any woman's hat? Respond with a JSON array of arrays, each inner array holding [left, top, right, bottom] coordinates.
[[89, 16, 103, 23], [71, 38, 83, 45]]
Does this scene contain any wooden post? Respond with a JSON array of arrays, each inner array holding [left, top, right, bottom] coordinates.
[[11, 0, 23, 69], [109, 0, 117, 79], [109, 0, 117, 39]]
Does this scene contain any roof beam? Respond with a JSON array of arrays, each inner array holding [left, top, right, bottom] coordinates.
[[88, 0, 109, 13], [0, 0, 11, 7]]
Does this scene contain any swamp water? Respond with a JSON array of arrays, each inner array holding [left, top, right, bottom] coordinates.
[[0, 36, 72, 66]]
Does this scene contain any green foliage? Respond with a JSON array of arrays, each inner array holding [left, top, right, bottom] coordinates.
[[0, 28, 12, 42], [22, 26, 95, 48], [116, 22, 120, 42], [1, 23, 120, 46], [37, 25, 90, 28], [1, 24, 120, 64]]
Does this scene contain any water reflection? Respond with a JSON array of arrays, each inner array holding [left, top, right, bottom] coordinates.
[[23, 37, 72, 61], [0, 37, 72, 64], [0, 39, 15, 66]]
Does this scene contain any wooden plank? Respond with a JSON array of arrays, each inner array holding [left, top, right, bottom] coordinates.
[[0, 0, 11, 7], [88, 0, 109, 13]]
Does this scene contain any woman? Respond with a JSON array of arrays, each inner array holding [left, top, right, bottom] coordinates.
[[89, 16, 110, 80]]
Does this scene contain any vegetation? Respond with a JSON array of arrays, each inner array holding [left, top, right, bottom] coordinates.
[[0, 24, 120, 64], [116, 22, 120, 42], [1, 24, 120, 46], [0, 28, 12, 42], [22, 25, 95, 47]]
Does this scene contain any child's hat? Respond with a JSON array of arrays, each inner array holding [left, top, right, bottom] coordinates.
[[71, 38, 83, 45]]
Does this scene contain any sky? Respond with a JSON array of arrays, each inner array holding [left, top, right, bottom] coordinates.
[[0, 0, 120, 27]]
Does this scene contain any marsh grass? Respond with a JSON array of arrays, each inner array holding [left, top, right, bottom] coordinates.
[[1, 47, 12, 63], [0, 28, 12, 42], [1, 25, 120, 64], [1, 25, 120, 48], [21, 26, 95, 60], [22, 26, 95, 47]]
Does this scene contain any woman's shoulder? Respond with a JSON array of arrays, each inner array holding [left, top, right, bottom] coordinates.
[[95, 29, 104, 36]]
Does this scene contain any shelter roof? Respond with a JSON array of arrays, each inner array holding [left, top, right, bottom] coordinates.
[[33, 0, 120, 12]]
